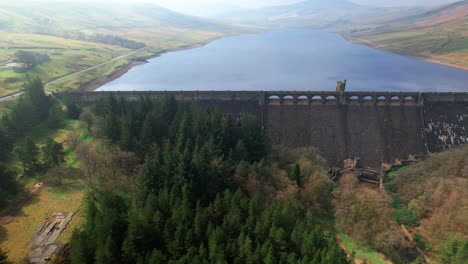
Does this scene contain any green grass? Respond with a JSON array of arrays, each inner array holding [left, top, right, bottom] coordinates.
[[338, 231, 388, 264], [0, 2, 242, 95], [0, 119, 92, 263], [0, 29, 228, 95], [354, 21, 468, 69], [0, 34, 130, 96]]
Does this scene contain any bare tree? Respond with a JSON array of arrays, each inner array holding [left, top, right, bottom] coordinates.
[[79, 109, 94, 133], [68, 131, 80, 150], [75, 142, 101, 193], [46, 165, 71, 186], [76, 142, 139, 193]]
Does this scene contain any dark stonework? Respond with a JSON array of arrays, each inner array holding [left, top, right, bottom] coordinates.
[[424, 102, 468, 153], [265, 105, 426, 167]]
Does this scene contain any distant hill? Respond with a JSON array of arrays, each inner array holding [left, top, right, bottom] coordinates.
[[389, 0, 468, 29], [208, 0, 425, 28], [0, 2, 245, 96], [347, 0, 468, 69], [0, 2, 233, 35]]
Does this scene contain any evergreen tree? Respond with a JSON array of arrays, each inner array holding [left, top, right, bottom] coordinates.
[[47, 104, 65, 129], [0, 127, 11, 162], [104, 112, 120, 143], [292, 163, 302, 188], [0, 166, 19, 209], [64, 96, 81, 119], [120, 112, 136, 151], [41, 138, 65, 169], [23, 76, 50, 122], [68, 95, 351, 264], [240, 115, 269, 162], [14, 137, 40, 175]]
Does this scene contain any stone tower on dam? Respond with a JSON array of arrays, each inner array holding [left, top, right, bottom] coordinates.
[[60, 90, 468, 168]]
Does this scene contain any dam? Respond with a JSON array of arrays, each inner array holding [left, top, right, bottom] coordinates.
[[59, 90, 468, 168]]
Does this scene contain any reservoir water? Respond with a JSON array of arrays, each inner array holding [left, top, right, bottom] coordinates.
[[98, 29, 468, 92]]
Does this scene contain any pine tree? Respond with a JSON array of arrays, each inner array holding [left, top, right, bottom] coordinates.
[[233, 140, 248, 161], [64, 97, 81, 119], [47, 104, 65, 129], [140, 113, 155, 148], [0, 127, 12, 161], [147, 249, 166, 264], [120, 112, 135, 151], [240, 115, 269, 162], [41, 138, 65, 169], [23, 76, 51, 122], [292, 163, 302, 188], [15, 137, 40, 175], [104, 112, 120, 142]]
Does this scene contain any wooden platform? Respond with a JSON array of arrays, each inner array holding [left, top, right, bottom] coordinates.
[[26, 212, 74, 264]]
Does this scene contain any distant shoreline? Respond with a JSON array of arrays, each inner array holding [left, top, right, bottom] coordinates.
[[342, 34, 468, 71], [81, 37, 224, 92], [83, 30, 468, 92]]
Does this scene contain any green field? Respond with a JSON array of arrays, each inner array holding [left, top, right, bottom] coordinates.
[[0, 33, 130, 96], [338, 231, 388, 264], [0, 2, 241, 96], [0, 119, 93, 263], [346, 2, 468, 70], [0, 29, 229, 96]]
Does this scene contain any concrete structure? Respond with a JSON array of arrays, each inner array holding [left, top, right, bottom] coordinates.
[[58, 90, 468, 168]]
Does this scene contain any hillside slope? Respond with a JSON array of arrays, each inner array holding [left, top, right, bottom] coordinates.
[[209, 0, 425, 29], [347, 1, 468, 69], [390, 144, 468, 260], [0, 2, 233, 35], [0, 2, 244, 96]]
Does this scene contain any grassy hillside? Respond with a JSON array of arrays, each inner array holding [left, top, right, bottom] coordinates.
[[0, 2, 233, 34], [211, 0, 425, 29], [346, 1, 468, 69], [0, 2, 243, 96]]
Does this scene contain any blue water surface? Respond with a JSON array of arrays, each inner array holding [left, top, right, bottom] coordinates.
[[98, 29, 468, 92]]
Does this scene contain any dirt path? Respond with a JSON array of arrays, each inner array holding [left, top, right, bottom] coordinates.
[[46, 47, 146, 87], [0, 47, 145, 102], [0, 182, 44, 225]]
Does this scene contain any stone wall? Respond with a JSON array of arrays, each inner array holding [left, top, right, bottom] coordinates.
[[424, 102, 468, 153], [265, 105, 426, 167]]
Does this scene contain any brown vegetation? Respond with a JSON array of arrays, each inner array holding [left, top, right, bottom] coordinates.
[[75, 142, 139, 194], [333, 173, 417, 263], [392, 145, 468, 253], [234, 147, 333, 217]]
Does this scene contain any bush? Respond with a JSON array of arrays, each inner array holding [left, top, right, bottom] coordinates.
[[394, 208, 419, 227], [47, 104, 65, 129], [391, 194, 402, 209], [413, 233, 426, 250], [385, 182, 398, 193]]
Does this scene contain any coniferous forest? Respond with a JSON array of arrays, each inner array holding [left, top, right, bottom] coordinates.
[[68, 95, 350, 264], [0, 78, 466, 264]]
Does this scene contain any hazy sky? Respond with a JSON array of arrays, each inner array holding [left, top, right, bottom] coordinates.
[[1, 0, 460, 13], [154, 0, 459, 11]]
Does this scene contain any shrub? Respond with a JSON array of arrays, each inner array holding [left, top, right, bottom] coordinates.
[[394, 208, 419, 227], [385, 182, 398, 193], [413, 233, 426, 250], [391, 194, 402, 209]]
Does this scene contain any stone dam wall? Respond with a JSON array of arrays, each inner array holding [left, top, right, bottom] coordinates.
[[59, 91, 468, 168]]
